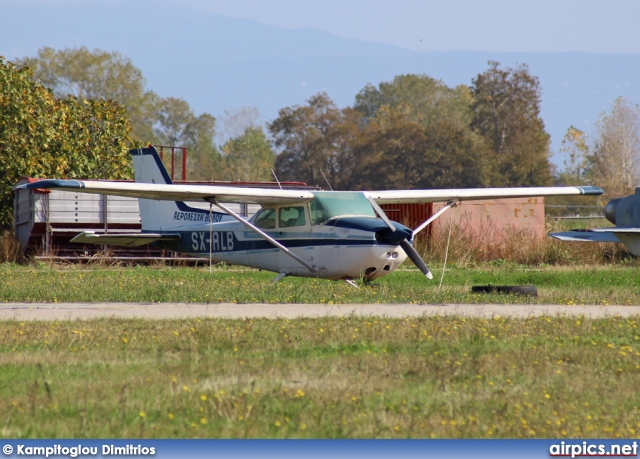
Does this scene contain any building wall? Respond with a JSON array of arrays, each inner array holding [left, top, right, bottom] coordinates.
[[431, 197, 546, 240], [381, 198, 545, 243]]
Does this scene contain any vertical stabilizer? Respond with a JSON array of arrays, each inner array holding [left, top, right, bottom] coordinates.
[[129, 146, 227, 231]]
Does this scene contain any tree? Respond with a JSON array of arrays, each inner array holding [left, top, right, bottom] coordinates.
[[0, 57, 132, 228], [350, 105, 428, 190], [18, 47, 158, 142], [153, 97, 222, 180], [221, 127, 275, 181], [216, 107, 262, 146], [17, 47, 235, 182], [350, 105, 490, 190], [471, 61, 552, 186], [547, 126, 599, 215], [270, 92, 344, 187], [557, 126, 590, 185], [354, 74, 473, 132], [323, 107, 364, 190], [271, 86, 491, 191], [588, 97, 640, 198], [351, 74, 490, 190]]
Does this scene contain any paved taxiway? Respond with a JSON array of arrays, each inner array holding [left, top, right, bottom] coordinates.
[[1, 303, 640, 320]]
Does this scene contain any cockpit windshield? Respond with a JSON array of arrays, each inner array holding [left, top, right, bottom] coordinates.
[[309, 191, 376, 225]]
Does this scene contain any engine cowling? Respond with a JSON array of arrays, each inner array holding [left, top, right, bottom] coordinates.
[[604, 188, 640, 227], [604, 198, 621, 225]]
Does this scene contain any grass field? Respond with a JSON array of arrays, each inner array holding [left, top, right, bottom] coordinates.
[[1, 263, 640, 305], [1, 263, 640, 439], [1, 315, 639, 438]]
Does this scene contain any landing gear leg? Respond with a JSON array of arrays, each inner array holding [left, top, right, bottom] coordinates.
[[272, 272, 289, 283], [344, 279, 359, 289]]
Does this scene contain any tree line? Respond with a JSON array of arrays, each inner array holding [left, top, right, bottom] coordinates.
[[15, 47, 274, 183], [2, 46, 639, 228], [271, 64, 552, 191], [558, 97, 640, 198], [0, 48, 274, 227], [0, 56, 132, 228]]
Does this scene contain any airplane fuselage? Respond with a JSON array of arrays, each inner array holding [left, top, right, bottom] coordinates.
[[154, 216, 410, 280]]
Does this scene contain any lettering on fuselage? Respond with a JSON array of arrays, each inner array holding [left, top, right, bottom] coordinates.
[[174, 211, 224, 223], [191, 231, 235, 252]]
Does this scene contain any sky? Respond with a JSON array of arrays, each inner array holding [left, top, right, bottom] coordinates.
[[4, 0, 640, 165], [6, 0, 640, 55], [180, 0, 640, 54]]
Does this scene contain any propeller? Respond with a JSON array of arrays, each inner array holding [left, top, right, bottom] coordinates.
[[400, 239, 433, 279], [364, 192, 434, 280]]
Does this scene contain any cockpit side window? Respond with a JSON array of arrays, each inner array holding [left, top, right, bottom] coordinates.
[[279, 206, 306, 228], [253, 208, 276, 229], [309, 199, 329, 225]]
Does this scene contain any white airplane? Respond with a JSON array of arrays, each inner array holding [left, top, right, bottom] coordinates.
[[550, 189, 640, 256], [14, 146, 603, 282]]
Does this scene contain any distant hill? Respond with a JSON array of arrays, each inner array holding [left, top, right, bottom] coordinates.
[[4, 0, 640, 166]]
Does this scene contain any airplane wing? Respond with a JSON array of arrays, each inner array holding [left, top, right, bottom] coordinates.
[[13, 179, 315, 205], [14, 180, 602, 206], [368, 186, 603, 204]]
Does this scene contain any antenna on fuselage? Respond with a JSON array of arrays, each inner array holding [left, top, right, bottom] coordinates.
[[271, 169, 283, 190], [320, 170, 334, 191]]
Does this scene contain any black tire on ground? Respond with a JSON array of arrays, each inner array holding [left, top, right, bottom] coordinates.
[[471, 285, 538, 297]]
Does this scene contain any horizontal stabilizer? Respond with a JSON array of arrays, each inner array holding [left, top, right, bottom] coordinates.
[[550, 228, 640, 256], [70, 231, 180, 247], [549, 230, 622, 243]]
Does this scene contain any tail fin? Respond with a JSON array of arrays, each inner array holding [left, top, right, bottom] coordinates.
[[130, 146, 228, 231], [130, 146, 175, 186]]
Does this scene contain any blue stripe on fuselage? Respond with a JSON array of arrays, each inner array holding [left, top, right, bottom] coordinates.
[[163, 231, 382, 254], [152, 217, 412, 254], [324, 217, 408, 232], [158, 232, 408, 255], [324, 217, 412, 246]]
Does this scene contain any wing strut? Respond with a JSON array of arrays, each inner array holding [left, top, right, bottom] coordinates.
[[210, 200, 319, 274], [363, 192, 397, 232], [413, 200, 459, 236]]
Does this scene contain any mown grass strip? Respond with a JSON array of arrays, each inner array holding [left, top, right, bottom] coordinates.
[[1, 264, 640, 305], [1, 316, 639, 438]]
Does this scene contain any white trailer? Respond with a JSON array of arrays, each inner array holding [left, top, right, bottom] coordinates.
[[13, 177, 285, 261]]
